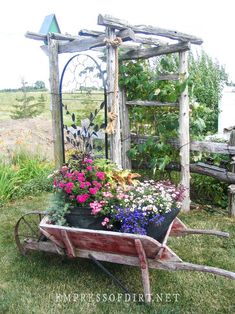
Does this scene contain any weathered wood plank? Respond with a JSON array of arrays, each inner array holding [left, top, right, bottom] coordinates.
[[48, 37, 64, 167], [106, 27, 122, 167], [120, 89, 132, 169], [98, 14, 203, 44], [26, 31, 80, 41], [179, 50, 190, 212], [135, 239, 151, 303], [228, 130, 235, 216], [126, 100, 178, 107], [165, 162, 235, 184], [120, 42, 190, 60], [57, 29, 135, 54], [131, 134, 235, 155], [156, 261, 235, 280], [24, 239, 65, 255], [156, 74, 179, 81], [79, 29, 104, 37]]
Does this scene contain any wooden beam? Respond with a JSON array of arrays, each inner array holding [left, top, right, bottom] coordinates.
[[57, 29, 135, 54], [179, 50, 190, 212], [131, 134, 235, 155], [120, 42, 190, 60], [79, 29, 104, 37], [156, 74, 179, 81], [228, 130, 235, 216], [25, 31, 80, 41], [120, 89, 132, 169], [106, 27, 122, 167], [48, 36, 64, 168], [98, 14, 203, 44], [165, 162, 235, 184], [126, 100, 178, 107]]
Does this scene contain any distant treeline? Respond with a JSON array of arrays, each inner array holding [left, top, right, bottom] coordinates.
[[0, 80, 48, 93]]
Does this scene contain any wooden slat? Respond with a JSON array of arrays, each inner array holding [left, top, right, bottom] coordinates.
[[120, 42, 190, 60], [126, 100, 178, 107], [98, 14, 203, 44], [135, 239, 151, 303], [132, 135, 235, 155], [156, 74, 179, 81]]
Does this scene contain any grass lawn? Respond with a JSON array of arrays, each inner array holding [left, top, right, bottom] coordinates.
[[0, 194, 235, 314]]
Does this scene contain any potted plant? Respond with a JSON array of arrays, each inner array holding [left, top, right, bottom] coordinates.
[[47, 155, 185, 242]]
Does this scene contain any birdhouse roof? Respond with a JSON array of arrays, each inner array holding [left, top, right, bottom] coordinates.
[[39, 14, 61, 34]]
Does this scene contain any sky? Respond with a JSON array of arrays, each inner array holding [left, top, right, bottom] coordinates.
[[0, 0, 235, 89]]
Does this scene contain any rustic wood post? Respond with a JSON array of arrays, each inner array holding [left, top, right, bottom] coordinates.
[[228, 130, 235, 216], [48, 36, 64, 168], [105, 27, 122, 168], [179, 50, 190, 212], [119, 88, 132, 169]]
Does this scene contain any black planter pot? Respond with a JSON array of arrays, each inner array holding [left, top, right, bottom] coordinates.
[[146, 207, 180, 243], [65, 206, 105, 230]]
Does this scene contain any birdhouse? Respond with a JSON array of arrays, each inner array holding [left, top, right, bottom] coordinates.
[[39, 14, 61, 35]]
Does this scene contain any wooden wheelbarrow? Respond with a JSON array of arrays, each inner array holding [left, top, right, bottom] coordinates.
[[14, 212, 235, 303]]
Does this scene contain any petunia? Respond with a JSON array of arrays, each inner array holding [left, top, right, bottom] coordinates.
[[76, 194, 89, 203]]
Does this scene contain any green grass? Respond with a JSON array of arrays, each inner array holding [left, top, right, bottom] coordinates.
[[0, 91, 104, 124], [0, 194, 235, 313], [0, 91, 50, 120]]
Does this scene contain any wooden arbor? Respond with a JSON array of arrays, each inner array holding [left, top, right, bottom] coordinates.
[[26, 14, 203, 212]]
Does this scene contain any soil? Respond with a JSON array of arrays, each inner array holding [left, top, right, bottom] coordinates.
[[0, 117, 54, 160]]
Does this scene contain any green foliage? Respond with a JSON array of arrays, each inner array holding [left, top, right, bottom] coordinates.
[[0, 149, 53, 206], [10, 79, 46, 119], [46, 191, 69, 226], [119, 51, 229, 208], [189, 51, 228, 133]]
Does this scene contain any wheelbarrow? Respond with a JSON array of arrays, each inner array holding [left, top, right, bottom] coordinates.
[[14, 211, 235, 303]]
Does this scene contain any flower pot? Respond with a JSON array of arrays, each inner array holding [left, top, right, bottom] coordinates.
[[65, 206, 105, 230], [146, 207, 180, 242]]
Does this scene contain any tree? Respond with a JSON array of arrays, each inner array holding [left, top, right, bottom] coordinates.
[[34, 80, 46, 90], [10, 79, 46, 119]]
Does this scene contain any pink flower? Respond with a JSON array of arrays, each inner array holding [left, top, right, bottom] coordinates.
[[77, 194, 89, 203], [96, 172, 105, 180], [65, 182, 74, 194], [103, 191, 113, 198], [90, 201, 103, 215], [58, 182, 65, 189], [101, 217, 110, 226], [92, 181, 102, 189], [80, 182, 86, 189], [65, 172, 73, 178], [84, 158, 93, 164], [85, 181, 91, 187], [89, 187, 98, 195], [77, 175, 85, 183], [86, 166, 93, 171]]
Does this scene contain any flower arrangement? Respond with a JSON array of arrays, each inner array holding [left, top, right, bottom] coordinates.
[[49, 156, 185, 238]]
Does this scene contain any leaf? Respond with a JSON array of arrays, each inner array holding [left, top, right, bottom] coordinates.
[[100, 101, 105, 110], [92, 131, 98, 137], [66, 111, 70, 115], [94, 124, 99, 132], [66, 137, 71, 143], [71, 124, 77, 129], [89, 112, 94, 121], [71, 113, 75, 122], [100, 123, 106, 129], [77, 130, 81, 136]]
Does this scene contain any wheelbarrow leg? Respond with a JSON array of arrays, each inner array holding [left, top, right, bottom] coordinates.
[[135, 239, 151, 303], [88, 254, 133, 296]]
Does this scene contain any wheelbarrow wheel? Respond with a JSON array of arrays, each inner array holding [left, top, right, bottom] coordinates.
[[14, 211, 47, 255]]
